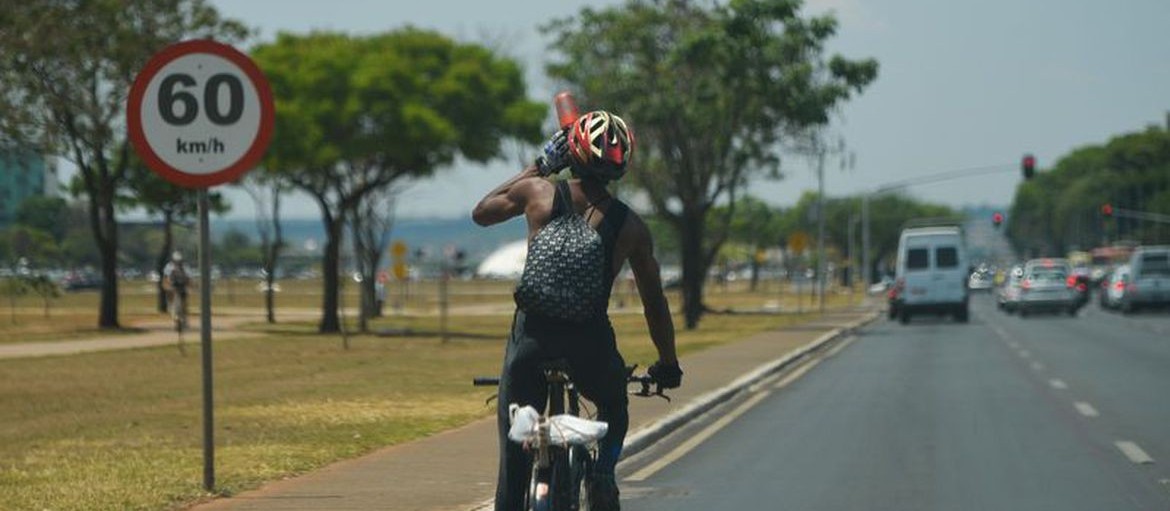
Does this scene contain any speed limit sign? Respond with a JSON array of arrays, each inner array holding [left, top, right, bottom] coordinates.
[[128, 39, 274, 188]]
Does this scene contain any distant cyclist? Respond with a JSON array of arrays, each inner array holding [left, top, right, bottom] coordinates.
[[162, 251, 190, 327], [473, 110, 682, 510]]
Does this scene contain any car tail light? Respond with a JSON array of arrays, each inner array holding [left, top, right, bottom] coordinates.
[[1021, 280, 1032, 291], [1114, 281, 1125, 291], [1066, 275, 1077, 287], [1076, 283, 1087, 292]]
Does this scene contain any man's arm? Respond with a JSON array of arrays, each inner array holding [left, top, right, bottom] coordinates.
[[626, 218, 677, 364], [471, 164, 544, 227]]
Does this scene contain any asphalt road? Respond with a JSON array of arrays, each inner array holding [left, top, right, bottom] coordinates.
[[619, 295, 1170, 511]]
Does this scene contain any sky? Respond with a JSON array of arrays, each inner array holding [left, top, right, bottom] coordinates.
[[200, 0, 1170, 220]]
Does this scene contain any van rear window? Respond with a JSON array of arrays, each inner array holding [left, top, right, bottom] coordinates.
[[1139, 253, 1170, 277], [907, 248, 929, 270], [936, 247, 958, 268]]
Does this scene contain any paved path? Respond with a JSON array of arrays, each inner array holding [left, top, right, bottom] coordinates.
[[189, 307, 878, 511]]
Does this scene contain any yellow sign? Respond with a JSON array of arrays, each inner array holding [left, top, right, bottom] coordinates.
[[393, 261, 408, 280], [391, 240, 408, 259], [787, 231, 810, 254]]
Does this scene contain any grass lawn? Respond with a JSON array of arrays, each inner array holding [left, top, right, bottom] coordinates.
[[0, 278, 860, 510]]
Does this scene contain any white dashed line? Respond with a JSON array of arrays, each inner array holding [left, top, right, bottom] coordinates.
[[1074, 402, 1099, 418], [625, 389, 772, 482], [1049, 379, 1068, 390], [1030, 362, 1045, 371], [1019, 350, 1031, 359], [1115, 441, 1155, 465]]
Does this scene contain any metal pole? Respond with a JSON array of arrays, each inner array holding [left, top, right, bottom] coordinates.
[[862, 194, 871, 289], [817, 149, 826, 315], [198, 190, 215, 492]]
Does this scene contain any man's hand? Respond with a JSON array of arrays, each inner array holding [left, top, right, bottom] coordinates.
[[535, 129, 570, 176], [648, 360, 683, 389]]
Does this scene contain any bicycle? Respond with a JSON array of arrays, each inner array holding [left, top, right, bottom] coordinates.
[[474, 360, 668, 511]]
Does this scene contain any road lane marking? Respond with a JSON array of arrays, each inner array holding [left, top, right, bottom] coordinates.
[[626, 334, 853, 483], [1074, 402, 1099, 418], [625, 389, 772, 482], [1115, 441, 1155, 464], [1030, 362, 1045, 371], [1019, 350, 1031, 359], [1049, 379, 1068, 390]]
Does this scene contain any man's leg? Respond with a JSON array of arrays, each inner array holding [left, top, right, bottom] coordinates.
[[495, 312, 548, 511], [566, 321, 628, 509]]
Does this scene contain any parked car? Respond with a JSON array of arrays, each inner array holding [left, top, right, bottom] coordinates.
[[997, 265, 1025, 313], [1099, 264, 1131, 310], [1017, 259, 1078, 317], [893, 224, 969, 324], [1119, 246, 1170, 313]]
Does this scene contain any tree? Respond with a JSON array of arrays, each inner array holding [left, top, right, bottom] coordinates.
[[0, 0, 248, 328], [1007, 126, 1170, 254], [350, 187, 398, 333], [546, 0, 878, 328], [15, 196, 68, 243], [240, 177, 287, 323], [717, 196, 785, 290], [252, 29, 546, 333]]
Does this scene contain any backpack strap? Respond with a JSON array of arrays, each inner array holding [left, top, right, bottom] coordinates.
[[599, 199, 630, 280], [551, 180, 573, 220]]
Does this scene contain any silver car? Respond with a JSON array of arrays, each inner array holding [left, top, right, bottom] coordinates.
[[997, 265, 1025, 313], [1017, 259, 1078, 317], [1100, 264, 1130, 310], [1120, 246, 1170, 313]]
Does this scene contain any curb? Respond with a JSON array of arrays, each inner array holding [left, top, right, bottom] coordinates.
[[468, 310, 878, 511], [619, 311, 879, 460]]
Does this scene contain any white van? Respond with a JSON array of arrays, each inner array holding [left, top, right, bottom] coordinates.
[[892, 224, 969, 324]]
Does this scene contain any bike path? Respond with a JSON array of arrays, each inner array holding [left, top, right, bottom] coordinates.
[[190, 307, 878, 511]]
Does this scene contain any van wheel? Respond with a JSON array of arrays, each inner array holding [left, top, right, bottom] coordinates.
[[955, 306, 969, 323]]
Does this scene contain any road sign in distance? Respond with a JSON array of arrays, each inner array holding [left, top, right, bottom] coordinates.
[[128, 39, 274, 188]]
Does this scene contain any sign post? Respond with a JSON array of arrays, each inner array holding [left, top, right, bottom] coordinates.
[[128, 39, 274, 492]]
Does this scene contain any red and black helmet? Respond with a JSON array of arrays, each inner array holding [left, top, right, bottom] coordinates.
[[567, 110, 634, 182]]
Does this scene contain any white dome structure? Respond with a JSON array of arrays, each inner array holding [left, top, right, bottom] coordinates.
[[475, 240, 528, 279]]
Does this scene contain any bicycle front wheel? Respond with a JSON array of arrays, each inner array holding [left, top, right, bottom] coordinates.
[[566, 445, 593, 511], [527, 463, 552, 511]]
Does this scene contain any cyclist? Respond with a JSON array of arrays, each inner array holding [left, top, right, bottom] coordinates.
[[162, 251, 190, 327], [473, 110, 682, 510]]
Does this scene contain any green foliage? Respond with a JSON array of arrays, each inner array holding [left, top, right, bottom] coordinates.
[[545, 0, 877, 327], [14, 196, 68, 243], [251, 29, 545, 332], [1007, 126, 1170, 255], [0, 0, 249, 328]]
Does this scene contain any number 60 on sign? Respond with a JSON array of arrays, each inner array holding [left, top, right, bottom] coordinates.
[[128, 39, 274, 188]]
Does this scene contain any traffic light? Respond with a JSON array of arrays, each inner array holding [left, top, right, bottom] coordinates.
[[992, 212, 1004, 228], [1021, 154, 1036, 180], [1101, 203, 1113, 217]]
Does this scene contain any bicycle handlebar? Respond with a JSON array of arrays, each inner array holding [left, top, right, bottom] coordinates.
[[471, 366, 670, 401]]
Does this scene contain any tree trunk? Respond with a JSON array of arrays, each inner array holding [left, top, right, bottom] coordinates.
[[350, 230, 370, 333], [677, 207, 708, 329], [156, 211, 173, 313], [95, 200, 120, 329], [318, 217, 343, 333], [263, 187, 283, 324]]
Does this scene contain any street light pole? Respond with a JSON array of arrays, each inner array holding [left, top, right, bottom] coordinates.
[[817, 147, 827, 314]]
